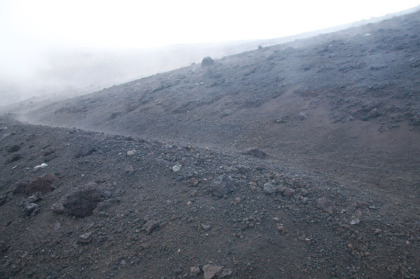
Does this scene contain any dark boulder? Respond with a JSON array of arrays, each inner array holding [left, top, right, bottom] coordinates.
[[201, 56, 214, 67], [62, 182, 104, 218]]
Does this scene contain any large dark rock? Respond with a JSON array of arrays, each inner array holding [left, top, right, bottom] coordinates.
[[201, 56, 214, 67], [25, 174, 58, 195], [62, 182, 103, 218]]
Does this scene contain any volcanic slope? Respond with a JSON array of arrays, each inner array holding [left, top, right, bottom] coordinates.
[[1, 8, 419, 279], [24, 10, 420, 199]]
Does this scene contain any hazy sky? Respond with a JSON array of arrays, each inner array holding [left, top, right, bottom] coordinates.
[[1, 0, 419, 85]]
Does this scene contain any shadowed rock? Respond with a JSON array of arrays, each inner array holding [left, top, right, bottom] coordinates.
[[63, 182, 104, 217], [25, 174, 58, 195], [201, 56, 214, 67]]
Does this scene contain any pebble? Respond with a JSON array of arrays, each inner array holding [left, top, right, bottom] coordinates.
[[350, 218, 360, 225], [172, 164, 182, 172], [203, 264, 223, 279], [201, 224, 212, 231], [33, 163, 48, 170], [143, 220, 160, 234], [317, 197, 334, 214], [282, 188, 295, 197], [190, 266, 201, 277], [126, 150, 136, 156], [78, 232, 92, 244], [263, 183, 276, 195], [190, 178, 199, 187], [23, 202, 39, 216], [124, 165, 134, 175]]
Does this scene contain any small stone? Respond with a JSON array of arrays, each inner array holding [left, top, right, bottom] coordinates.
[[263, 183, 276, 195], [126, 150, 136, 156], [234, 197, 241, 204], [187, 201, 192, 207], [317, 197, 334, 214], [201, 224, 212, 231], [95, 200, 115, 212], [190, 266, 201, 277], [27, 192, 43, 203], [374, 228, 382, 235], [219, 268, 233, 278], [75, 145, 97, 158], [298, 112, 308, 120], [203, 264, 223, 279], [190, 178, 199, 187], [368, 108, 380, 119], [33, 163, 48, 170], [277, 224, 286, 234], [102, 190, 112, 199], [0, 240, 8, 253], [242, 148, 268, 158], [282, 188, 295, 197], [300, 188, 309, 196], [0, 195, 7, 206], [172, 164, 182, 172], [80, 232, 91, 239], [51, 201, 64, 214], [210, 175, 234, 199], [350, 218, 360, 225], [143, 220, 160, 234], [23, 202, 39, 216], [78, 232, 92, 244], [124, 165, 134, 175]]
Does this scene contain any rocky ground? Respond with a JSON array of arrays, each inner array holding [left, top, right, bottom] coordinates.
[[1, 118, 419, 279], [1, 8, 420, 279]]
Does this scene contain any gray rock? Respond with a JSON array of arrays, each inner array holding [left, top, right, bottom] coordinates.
[[124, 165, 134, 175], [143, 220, 160, 234], [282, 188, 295, 197], [23, 202, 39, 216], [210, 175, 235, 199], [263, 183, 276, 195], [219, 268, 233, 278], [27, 192, 43, 203], [368, 108, 380, 119], [201, 56, 214, 67], [172, 163, 182, 172], [317, 197, 334, 214], [25, 174, 58, 195], [78, 232, 92, 245], [242, 148, 268, 158], [0, 194, 7, 206], [298, 112, 308, 120], [190, 266, 201, 277], [75, 145, 97, 158], [203, 264, 223, 279], [95, 200, 115, 213], [0, 240, 8, 253], [201, 224, 212, 231], [51, 201, 65, 214], [62, 182, 103, 218]]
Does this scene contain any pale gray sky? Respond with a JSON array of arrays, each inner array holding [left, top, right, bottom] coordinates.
[[1, 0, 419, 77], [1, 0, 419, 105]]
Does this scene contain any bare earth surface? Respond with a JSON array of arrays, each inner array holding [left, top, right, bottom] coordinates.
[[1, 10, 420, 279]]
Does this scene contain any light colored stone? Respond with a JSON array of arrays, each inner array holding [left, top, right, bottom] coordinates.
[[203, 264, 223, 279]]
